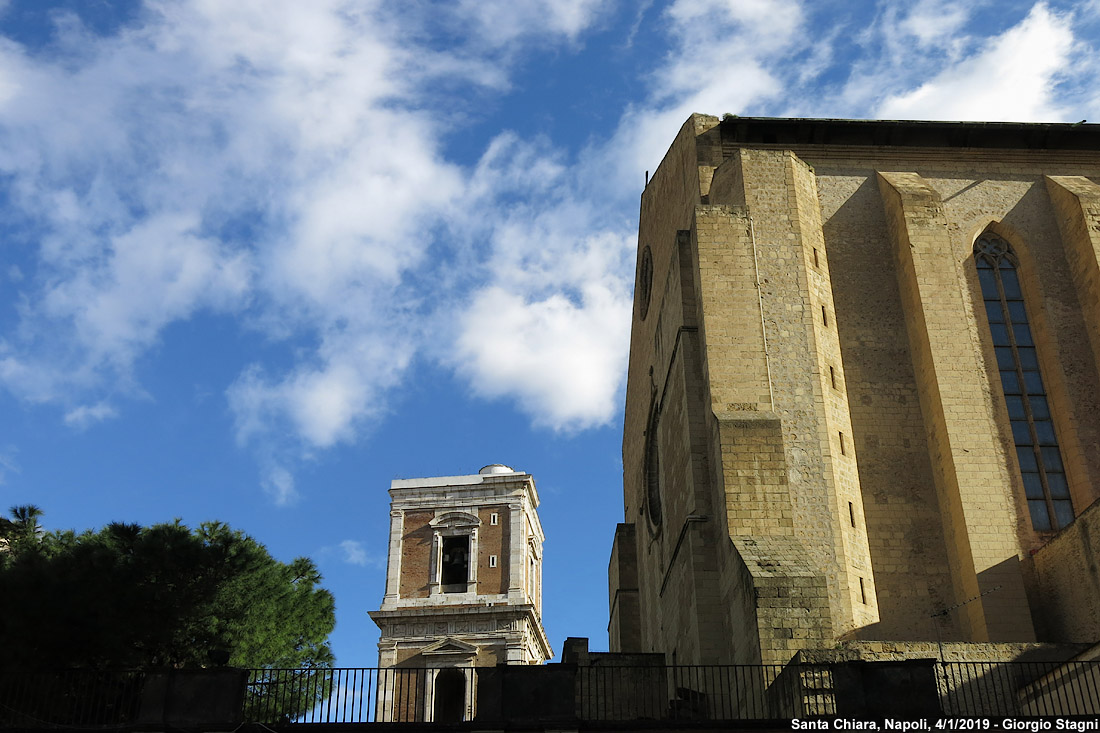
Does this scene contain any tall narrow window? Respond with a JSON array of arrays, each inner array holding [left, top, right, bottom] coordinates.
[[975, 233, 1073, 531], [644, 396, 663, 529], [441, 536, 470, 591]]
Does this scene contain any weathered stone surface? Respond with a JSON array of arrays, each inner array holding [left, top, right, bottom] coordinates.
[[615, 114, 1100, 665]]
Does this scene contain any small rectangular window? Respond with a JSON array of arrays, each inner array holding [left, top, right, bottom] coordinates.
[[822, 305, 828, 327], [839, 431, 846, 456], [490, 512, 499, 525], [859, 577, 867, 604], [848, 502, 856, 527], [829, 366, 837, 390], [813, 248, 820, 268], [489, 554, 497, 568]]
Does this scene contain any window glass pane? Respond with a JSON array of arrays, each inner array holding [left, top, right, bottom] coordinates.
[[1053, 501, 1074, 529], [1024, 370, 1044, 393], [976, 257, 993, 269], [1034, 420, 1057, 445], [978, 268, 999, 296], [1005, 395, 1026, 419], [1040, 446, 1062, 472], [985, 302, 1004, 323], [1001, 269, 1022, 299], [1029, 396, 1050, 420], [999, 256, 1015, 269], [996, 347, 1016, 369], [1001, 371, 1021, 394], [1022, 472, 1044, 499], [1029, 500, 1051, 531], [1012, 323, 1033, 346], [1017, 447, 1038, 472], [1018, 348, 1038, 369], [1008, 301, 1027, 323], [990, 323, 1009, 345], [1046, 472, 1070, 499], [1011, 420, 1032, 445]]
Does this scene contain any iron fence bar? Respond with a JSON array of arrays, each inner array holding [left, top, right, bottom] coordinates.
[[1084, 662, 1100, 713], [990, 662, 1005, 716], [1056, 662, 1074, 715]]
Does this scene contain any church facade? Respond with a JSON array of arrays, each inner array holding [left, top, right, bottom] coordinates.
[[609, 115, 1100, 666]]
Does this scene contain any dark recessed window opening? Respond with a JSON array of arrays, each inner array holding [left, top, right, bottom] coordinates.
[[859, 577, 867, 604], [848, 501, 856, 527], [441, 536, 470, 591], [813, 247, 820, 268], [645, 398, 663, 529], [822, 305, 828, 326], [839, 432, 846, 455], [830, 366, 837, 390], [975, 233, 1073, 531], [638, 246, 654, 321]]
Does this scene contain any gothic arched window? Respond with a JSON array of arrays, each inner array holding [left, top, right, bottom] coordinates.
[[975, 233, 1073, 531]]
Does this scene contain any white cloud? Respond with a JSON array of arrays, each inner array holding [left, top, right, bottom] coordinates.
[[63, 401, 118, 429], [43, 214, 251, 367], [900, 0, 973, 47], [339, 539, 377, 567], [446, 132, 634, 432], [456, 280, 631, 431], [877, 3, 1075, 121], [228, 334, 411, 451], [0, 445, 18, 485], [451, 0, 611, 48], [261, 463, 297, 506]]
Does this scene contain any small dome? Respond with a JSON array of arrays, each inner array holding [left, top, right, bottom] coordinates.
[[479, 464, 514, 475]]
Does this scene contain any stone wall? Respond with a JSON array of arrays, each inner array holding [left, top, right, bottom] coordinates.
[[1031, 498, 1100, 641], [617, 114, 1100, 666]]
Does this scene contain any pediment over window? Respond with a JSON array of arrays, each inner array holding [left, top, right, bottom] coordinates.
[[430, 511, 481, 529], [420, 637, 479, 658]]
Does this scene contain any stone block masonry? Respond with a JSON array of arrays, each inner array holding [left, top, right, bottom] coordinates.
[[611, 114, 1100, 665]]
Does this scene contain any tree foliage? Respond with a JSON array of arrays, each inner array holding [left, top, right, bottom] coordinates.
[[0, 508, 335, 672]]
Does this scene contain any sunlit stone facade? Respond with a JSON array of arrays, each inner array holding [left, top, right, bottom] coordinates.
[[610, 115, 1100, 666]]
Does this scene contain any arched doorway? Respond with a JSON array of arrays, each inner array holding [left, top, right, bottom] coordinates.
[[433, 668, 465, 722]]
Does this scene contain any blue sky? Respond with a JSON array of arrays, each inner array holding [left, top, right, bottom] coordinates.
[[2, 0, 1099, 668]]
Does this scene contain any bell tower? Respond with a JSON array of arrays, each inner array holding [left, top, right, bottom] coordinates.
[[369, 464, 552, 668]]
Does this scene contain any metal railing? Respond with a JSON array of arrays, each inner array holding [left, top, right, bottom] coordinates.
[[3, 660, 1100, 727], [940, 661, 1100, 716], [246, 667, 477, 723]]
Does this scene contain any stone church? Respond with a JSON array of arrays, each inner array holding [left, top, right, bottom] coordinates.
[[609, 114, 1100, 666]]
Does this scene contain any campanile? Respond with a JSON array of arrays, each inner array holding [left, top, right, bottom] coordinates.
[[369, 464, 551, 668]]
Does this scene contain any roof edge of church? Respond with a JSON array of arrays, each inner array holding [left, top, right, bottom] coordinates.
[[711, 114, 1100, 151]]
